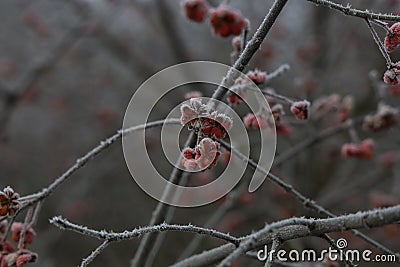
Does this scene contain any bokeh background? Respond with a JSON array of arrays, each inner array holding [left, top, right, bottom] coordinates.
[[0, 0, 399, 266]]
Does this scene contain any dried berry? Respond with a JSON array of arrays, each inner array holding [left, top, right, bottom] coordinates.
[[180, 98, 209, 126], [243, 113, 268, 129], [209, 6, 247, 37], [384, 22, 400, 52], [246, 69, 267, 85], [341, 139, 375, 159], [181, 138, 221, 171], [383, 68, 400, 85], [0, 187, 20, 217], [181, 0, 209, 23], [290, 100, 310, 120], [11, 223, 36, 246]]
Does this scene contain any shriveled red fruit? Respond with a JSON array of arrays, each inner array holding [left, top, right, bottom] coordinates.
[[209, 6, 247, 37], [383, 68, 400, 85], [246, 69, 267, 85], [290, 100, 310, 120], [341, 139, 375, 159], [243, 113, 268, 129], [181, 0, 209, 23], [11, 223, 36, 246], [0, 187, 20, 217], [196, 138, 221, 169], [384, 22, 400, 52]]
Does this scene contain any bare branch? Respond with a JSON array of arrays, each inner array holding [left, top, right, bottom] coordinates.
[[306, 0, 400, 21], [172, 205, 400, 267], [50, 216, 239, 245], [80, 240, 111, 267]]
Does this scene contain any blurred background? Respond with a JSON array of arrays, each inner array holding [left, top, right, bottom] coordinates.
[[0, 0, 399, 266]]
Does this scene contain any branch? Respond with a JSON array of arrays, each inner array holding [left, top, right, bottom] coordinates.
[[306, 0, 400, 21], [365, 19, 393, 68], [80, 240, 110, 267], [172, 205, 400, 267], [50, 216, 239, 245]]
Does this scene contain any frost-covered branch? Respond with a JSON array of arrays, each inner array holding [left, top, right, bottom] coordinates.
[[306, 0, 400, 21], [172, 205, 400, 267]]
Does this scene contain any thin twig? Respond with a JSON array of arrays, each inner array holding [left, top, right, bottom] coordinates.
[[365, 19, 393, 68], [80, 240, 111, 267], [50, 216, 239, 245], [18, 207, 33, 249], [265, 64, 290, 81], [306, 0, 400, 21]]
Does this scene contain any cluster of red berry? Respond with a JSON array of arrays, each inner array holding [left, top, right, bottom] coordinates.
[[180, 98, 232, 170], [341, 139, 375, 159], [0, 222, 37, 267], [181, 0, 247, 38], [227, 70, 267, 106], [0, 187, 19, 217], [182, 138, 221, 171], [0, 187, 37, 267], [383, 23, 400, 85]]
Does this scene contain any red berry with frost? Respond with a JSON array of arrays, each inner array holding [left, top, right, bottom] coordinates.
[[341, 139, 375, 159], [0, 187, 20, 217], [180, 98, 209, 126], [243, 113, 268, 129], [383, 68, 399, 85], [290, 100, 310, 120], [11, 223, 36, 246], [182, 147, 195, 159], [16, 250, 38, 267], [384, 22, 400, 52], [196, 138, 221, 169], [246, 69, 267, 85], [209, 6, 247, 37], [181, 0, 209, 23]]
